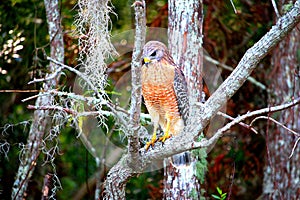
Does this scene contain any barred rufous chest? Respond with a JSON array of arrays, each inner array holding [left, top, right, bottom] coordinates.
[[141, 60, 180, 117]]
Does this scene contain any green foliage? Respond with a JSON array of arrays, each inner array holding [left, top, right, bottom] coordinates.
[[189, 188, 198, 199], [192, 134, 208, 184], [189, 188, 206, 200], [126, 171, 163, 199], [212, 187, 227, 200], [282, 2, 293, 14]]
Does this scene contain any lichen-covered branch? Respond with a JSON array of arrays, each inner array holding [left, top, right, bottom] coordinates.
[[104, 155, 136, 200], [127, 0, 146, 162], [103, 1, 146, 199], [11, 0, 64, 199]]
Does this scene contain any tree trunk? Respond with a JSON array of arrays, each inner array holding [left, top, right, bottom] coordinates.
[[263, 1, 300, 199], [164, 152, 202, 199], [11, 0, 64, 199], [164, 0, 204, 199]]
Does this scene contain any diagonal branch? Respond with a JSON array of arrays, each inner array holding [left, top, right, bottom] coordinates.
[[45, 56, 102, 99]]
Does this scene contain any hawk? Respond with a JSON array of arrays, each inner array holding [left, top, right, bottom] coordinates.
[[141, 41, 189, 150]]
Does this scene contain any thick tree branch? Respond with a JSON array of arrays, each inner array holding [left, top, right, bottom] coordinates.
[[127, 0, 146, 163], [103, 1, 146, 199]]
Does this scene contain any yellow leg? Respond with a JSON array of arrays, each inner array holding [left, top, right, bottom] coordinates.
[[145, 125, 158, 151], [159, 116, 171, 143]]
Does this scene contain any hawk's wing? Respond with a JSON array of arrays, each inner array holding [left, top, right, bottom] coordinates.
[[173, 66, 189, 125]]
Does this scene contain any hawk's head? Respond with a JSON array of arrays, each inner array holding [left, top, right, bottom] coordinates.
[[142, 41, 169, 66]]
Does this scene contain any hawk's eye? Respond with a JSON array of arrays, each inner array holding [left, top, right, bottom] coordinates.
[[150, 51, 157, 57]]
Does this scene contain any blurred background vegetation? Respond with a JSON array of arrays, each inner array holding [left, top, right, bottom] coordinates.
[[0, 0, 275, 199]]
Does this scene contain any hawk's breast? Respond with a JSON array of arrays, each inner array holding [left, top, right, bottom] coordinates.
[[141, 61, 181, 117]]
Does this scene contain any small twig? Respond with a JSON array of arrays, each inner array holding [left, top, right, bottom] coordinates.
[[77, 111, 113, 118], [22, 94, 41, 102], [0, 90, 39, 93], [217, 111, 258, 134], [193, 97, 300, 149], [289, 137, 300, 158], [27, 105, 77, 115], [250, 115, 300, 158], [229, 0, 237, 14], [45, 57, 102, 99], [27, 105, 115, 119], [46, 90, 106, 105], [250, 116, 300, 137], [28, 66, 63, 85], [271, 0, 281, 18]]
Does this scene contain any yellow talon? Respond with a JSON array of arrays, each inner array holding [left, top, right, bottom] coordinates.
[[145, 114, 173, 150], [159, 116, 171, 143], [158, 131, 171, 143], [145, 130, 157, 151]]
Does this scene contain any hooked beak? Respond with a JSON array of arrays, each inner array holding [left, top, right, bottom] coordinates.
[[143, 57, 151, 65]]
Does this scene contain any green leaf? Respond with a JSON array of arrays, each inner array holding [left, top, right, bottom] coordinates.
[[11, 0, 23, 6], [221, 192, 227, 200], [216, 187, 222, 195], [211, 194, 221, 199]]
